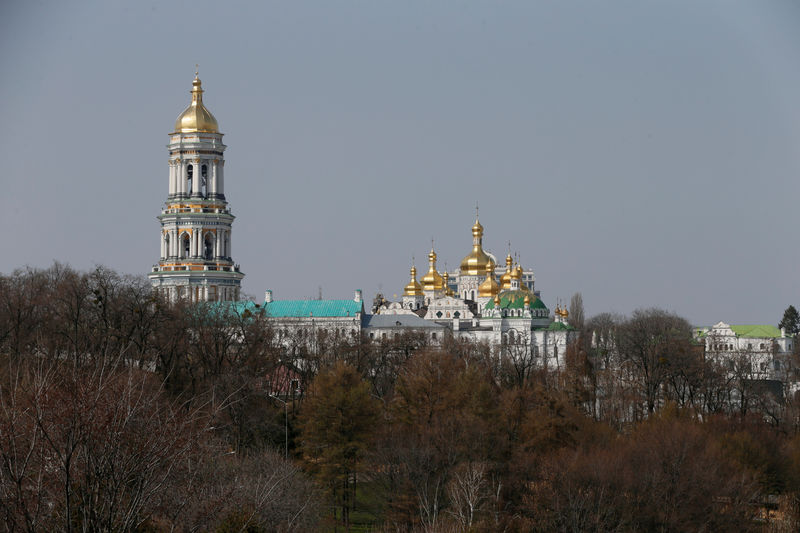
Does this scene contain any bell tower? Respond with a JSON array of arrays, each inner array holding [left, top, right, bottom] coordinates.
[[148, 70, 244, 302]]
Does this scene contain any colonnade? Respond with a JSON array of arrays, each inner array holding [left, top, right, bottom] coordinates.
[[168, 158, 225, 198], [160, 228, 230, 259]]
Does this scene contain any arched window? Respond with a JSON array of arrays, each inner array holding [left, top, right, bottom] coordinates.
[[432, 333, 437, 340], [470, 290, 475, 300], [201, 164, 208, 197], [509, 330, 515, 343], [181, 233, 190, 258], [187, 165, 193, 195], [204, 233, 214, 260], [164, 233, 171, 257]]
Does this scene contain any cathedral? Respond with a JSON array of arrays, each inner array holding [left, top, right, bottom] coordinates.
[[148, 74, 574, 364], [148, 72, 244, 301], [375, 215, 574, 362]]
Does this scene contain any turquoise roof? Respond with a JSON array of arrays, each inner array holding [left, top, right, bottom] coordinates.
[[263, 299, 363, 318]]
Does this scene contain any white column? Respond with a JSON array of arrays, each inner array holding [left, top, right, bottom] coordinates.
[[209, 161, 217, 197], [169, 162, 176, 196], [218, 160, 224, 196], [192, 160, 201, 196], [160, 233, 165, 259], [176, 162, 183, 196]]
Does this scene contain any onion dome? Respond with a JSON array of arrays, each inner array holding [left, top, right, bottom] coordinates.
[[442, 271, 455, 296], [403, 265, 424, 296], [500, 254, 514, 289], [516, 264, 530, 292], [493, 294, 501, 306], [174, 72, 219, 133], [524, 294, 531, 307], [459, 218, 493, 276], [420, 247, 445, 291], [478, 260, 500, 297]]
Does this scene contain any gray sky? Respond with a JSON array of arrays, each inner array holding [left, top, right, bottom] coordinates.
[[2, 0, 800, 326]]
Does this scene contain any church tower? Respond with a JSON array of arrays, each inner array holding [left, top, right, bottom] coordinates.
[[148, 71, 244, 302]]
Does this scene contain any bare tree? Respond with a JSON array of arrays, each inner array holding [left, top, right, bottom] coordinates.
[[569, 292, 585, 331]]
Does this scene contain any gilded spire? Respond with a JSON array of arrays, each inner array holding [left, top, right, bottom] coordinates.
[[174, 69, 219, 133], [421, 243, 445, 291], [403, 263, 424, 296], [478, 260, 500, 297], [459, 212, 492, 276], [500, 253, 514, 289]]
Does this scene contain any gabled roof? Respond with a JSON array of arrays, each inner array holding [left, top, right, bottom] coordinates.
[[263, 299, 363, 318]]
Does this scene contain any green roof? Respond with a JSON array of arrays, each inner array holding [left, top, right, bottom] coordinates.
[[730, 324, 782, 339], [484, 290, 549, 311], [263, 299, 363, 318]]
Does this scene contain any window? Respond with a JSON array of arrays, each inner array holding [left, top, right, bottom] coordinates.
[[187, 164, 193, 194], [760, 343, 765, 350], [747, 343, 752, 349], [432, 333, 437, 340], [760, 362, 767, 372], [201, 164, 208, 197]]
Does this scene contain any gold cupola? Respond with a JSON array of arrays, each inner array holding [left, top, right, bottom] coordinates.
[[174, 71, 219, 134], [516, 264, 530, 292], [403, 265, 424, 296], [442, 271, 455, 296], [500, 253, 514, 289], [478, 260, 500, 297], [420, 247, 445, 292], [459, 217, 493, 276]]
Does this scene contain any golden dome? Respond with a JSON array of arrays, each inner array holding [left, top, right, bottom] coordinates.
[[174, 73, 219, 133], [443, 271, 455, 296], [515, 264, 530, 292], [500, 254, 514, 289], [478, 261, 500, 297], [403, 265, 424, 296], [459, 217, 493, 276], [493, 294, 501, 306], [420, 248, 445, 291]]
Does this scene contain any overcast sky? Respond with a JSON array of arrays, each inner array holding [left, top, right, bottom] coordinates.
[[2, 1, 800, 325]]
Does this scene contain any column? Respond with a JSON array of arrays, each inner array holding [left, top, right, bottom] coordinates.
[[169, 162, 176, 197], [193, 160, 201, 196], [209, 161, 217, 197], [218, 160, 224, 196]]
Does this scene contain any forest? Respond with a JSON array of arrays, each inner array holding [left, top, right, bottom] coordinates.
[[2, 264, 800, 532]]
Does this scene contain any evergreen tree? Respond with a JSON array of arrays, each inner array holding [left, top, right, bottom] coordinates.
[[779, 305, 800, 335]]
